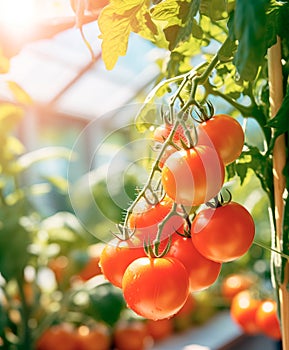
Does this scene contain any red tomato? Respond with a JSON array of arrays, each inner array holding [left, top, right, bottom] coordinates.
[[221, 273, 256, 302], [122, 256, 190, 320], [167, 236, 222, 292], [161, 145, 225, 207], [158, 144, 178, 169], [128, 196, 184, 247], [153, 123, 186, 144], [230, 291, 261, 335], [99, 238, 145, 288], [146, 318, 174, 341], [36, 324, 78, 350], [191, 202, 255, 262], [76, 325, 111, 350], [256, 300, 282, 340], [48, 256, 69, 284], [197, 114, 244, 165], [113, 320, 152, 350]]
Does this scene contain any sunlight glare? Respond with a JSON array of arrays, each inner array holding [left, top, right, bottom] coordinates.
[[0, 0, 36, 28]]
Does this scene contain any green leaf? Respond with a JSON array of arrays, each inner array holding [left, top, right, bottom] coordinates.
[[200, 0, 228, 21], [267, 87, 289, 140], [152, 0, 200, 51], [232, 0, 271, 81], [217, 37, 237, 62], [7, 81, 33, 106], [98, 0, 157, 70], [237, 146, 273, 198], [0, 103, 23, 135], [42, 175, 69, 194], [17, 147, 74, 170], [0, 203, 31, 280], [87, 283, 125, 326]]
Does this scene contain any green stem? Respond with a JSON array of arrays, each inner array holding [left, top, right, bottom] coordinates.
[[254, 240, 289, 260], [16, 277, 32, 350]]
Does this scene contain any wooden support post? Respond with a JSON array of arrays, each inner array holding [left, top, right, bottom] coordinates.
[[268, 36, 289, 349]]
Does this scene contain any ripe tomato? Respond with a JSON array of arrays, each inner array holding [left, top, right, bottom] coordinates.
[[99, 238, 145, 288], [146, 318, 174, 341], [230, 291, 261, 335], [191, 202, 255, 262], [221, 273, 256, 302], [49, 256, 69, 284], [36, 324, 78, 350], [128, 196, 184, 247], [113, 320, 152, 350], [76, 324, 111, 350], [167, 236, 222, 292], [161, 145, 225, 207], [197, 114, 244, 165], [122, 256, 190, 320], [256, 300, 282, 340], [153, 123, 186, 144]]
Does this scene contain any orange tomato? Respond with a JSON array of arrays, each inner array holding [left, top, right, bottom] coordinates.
[[113, 321, 152, 350], [256, 300, 282, 340], [36, 324, 78, 350], [76, 324, 111, 350], [221, 273, 256, 302], [230, 291, 261, 335], [146, 318, 174, 341]]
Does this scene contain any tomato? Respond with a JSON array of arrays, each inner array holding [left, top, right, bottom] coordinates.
[[99, 238, 145, 288], [153, 123, 186, 144], [221, 273, 256, 302], [197, 114, 244, 165], [49, 256, 69, 284], [191, 202, 255, 262], [113, 320, 152, 350], [167, 236, 221, 292], [128, 196, 184, 247], [230, 291, 261, 335], [158, 144, 178, 169], [161, 145, 225, 207], [256, 300, 282, 340], [36, 324, 78, 350], [76, 325, 111, 350], [122, 256, 190, 320], [146, 318, 174, 341]]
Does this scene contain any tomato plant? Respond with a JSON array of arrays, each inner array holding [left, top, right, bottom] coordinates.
[[197, 114, 245, 165], [122, 256, 190, 320], [167, 236, 222, 292], [161, 145, 225, 207], [191, 201, 255, 262]]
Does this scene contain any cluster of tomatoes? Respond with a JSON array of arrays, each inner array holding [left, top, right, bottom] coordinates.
[[99, 113, 256, 321], [221, 273, 282, 341], [36, 294, 196, 350]]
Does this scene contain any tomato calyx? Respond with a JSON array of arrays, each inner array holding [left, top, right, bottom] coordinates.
[[192, 100, 215, 123], [205, 189, 232, 209]]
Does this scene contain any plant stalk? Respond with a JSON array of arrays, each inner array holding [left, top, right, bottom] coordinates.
[[268, 36, 288, 349]]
